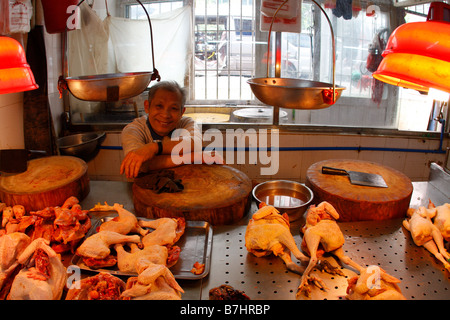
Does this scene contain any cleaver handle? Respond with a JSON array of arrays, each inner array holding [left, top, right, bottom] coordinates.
[[321, 166, 349, 176]]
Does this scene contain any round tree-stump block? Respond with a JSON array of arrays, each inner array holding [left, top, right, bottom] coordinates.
[[306, 159, 413, 222], [0, 156, 90, 212], [133, 164, 252, 225]]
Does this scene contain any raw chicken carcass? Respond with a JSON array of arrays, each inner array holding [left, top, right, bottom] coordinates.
[[66, 272, 126, 300], [297, 201, 365, 297], [430, 202, 450, 242], [245, 203, 309, 274], [97, 203, 148, 236], [0, 232, 31, 294], [346, 267, 406, 300], [8, 238, 67, 300], [76, 230, 141, 259], [115, 243, 168, 273], [121, 258, 184, 300], [403, 205, 450, 271], [140, 217, 185, 247]]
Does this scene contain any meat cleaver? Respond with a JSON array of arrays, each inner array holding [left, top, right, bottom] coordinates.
[[321, 166, 388, 188]]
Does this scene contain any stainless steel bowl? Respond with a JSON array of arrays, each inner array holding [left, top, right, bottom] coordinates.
[[247, 78, 345, 110], [252, 180, 314, 221], [65, 72, 153, 102], [57, 132, 105, 161]]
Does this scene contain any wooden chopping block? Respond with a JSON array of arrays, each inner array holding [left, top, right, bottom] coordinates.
[[133, 164, 252, 225], [306, 159, 413, 222], [0, 156, 89, 212]]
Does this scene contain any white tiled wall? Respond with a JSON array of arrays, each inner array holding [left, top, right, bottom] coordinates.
[[87, 131, 449, 183]]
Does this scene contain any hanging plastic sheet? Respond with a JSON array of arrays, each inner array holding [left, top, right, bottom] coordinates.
[[67, 4, 191, 115], [106, 5, 192, 87], [67, 2, 110, 113]]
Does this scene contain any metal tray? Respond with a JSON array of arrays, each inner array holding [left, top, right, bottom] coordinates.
[[71, 216, 213, 280]]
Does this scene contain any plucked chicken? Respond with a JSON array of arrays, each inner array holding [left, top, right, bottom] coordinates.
[[430, 202, 450, 242], [140, 217, 185, 247], [96, 203, 148, 236], [297, 201, 365, 297], [0, 232, 31, 295], [346, 267, 406, 300], [245, 203, 309, 274], [8, 238, 67, 300], [121, 258, 184, 300], [403, 205, 450, 271], [76, 230, 141, 260]]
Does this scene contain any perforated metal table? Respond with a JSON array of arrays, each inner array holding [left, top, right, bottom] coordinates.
[[82, 164, 450, 300], [201, 212, 450, 300]]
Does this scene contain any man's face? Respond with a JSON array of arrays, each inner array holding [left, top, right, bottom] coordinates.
[[144, 88, 185, 137]]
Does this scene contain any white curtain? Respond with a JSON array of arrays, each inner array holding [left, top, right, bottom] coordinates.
[[68, 4, 192, 110], [107, 5, 192, 86]]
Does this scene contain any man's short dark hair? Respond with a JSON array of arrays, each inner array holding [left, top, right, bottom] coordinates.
[[148, 80, 186, 108]]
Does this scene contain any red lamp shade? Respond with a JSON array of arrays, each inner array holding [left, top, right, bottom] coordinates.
[[0, 36, 39, 94], [373, 2, 450, 93]]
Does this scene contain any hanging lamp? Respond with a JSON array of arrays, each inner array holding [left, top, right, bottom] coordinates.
[[373, 2, 450, 93], [0, 36, 38, 95]]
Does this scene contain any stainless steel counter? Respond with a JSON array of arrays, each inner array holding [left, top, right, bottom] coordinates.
[[80, 163, 450, 300]]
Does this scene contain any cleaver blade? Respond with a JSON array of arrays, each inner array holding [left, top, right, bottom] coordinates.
[[321, 166, 388, 188]]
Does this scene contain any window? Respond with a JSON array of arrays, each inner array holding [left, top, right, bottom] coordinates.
[[66, 0, 445, 134]]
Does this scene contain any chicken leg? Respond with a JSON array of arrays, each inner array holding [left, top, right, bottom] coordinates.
[[76, 231, 141, 259], [297, 202, 365, 297], [98, 203, 148, 236], [115, 243, 168, 273]]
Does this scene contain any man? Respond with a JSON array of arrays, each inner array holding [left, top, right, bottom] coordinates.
[[120, 81, 203, 179]]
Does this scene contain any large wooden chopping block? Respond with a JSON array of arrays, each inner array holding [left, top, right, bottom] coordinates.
[[306, 159, 413, 222], [133, 164, 252, 225], [0, 156, 89, 212]]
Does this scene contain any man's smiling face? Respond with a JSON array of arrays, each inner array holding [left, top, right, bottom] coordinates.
[[145, 88, 185, 137]]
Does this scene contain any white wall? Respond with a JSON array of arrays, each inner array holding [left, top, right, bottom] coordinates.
[[86, 131, 449, 183]]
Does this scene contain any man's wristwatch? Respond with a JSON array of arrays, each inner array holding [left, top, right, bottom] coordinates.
[[154, 140, 163, 155]]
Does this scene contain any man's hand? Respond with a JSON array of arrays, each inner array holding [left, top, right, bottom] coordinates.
[[120, 143, 158, 179]]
